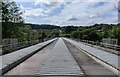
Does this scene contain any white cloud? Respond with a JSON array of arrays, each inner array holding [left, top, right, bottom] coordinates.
[[34, 0, 64, 5], [14, 0, 117, 2], [19, 0, 118, 26], [23, 8, 48, 17], [43, 1, 118, 26], [22, 0, 65, 19], [34, 0, 65, 8]]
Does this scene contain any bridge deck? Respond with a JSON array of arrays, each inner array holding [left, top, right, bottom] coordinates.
[[4, 40, 57, 75], [64, 38, 119, 71], [0, 38, 57, 75], [35, 38, 84, 76]]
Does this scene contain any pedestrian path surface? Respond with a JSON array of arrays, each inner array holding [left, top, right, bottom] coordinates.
[[64, 38, 119, 70], [0, 38, 57, 75], [35, 38, 84, 76]]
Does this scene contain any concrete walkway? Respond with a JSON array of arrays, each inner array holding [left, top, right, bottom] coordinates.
[[64, 38, 119, 74], [0, 38, 57, 75], [4, 40, 57, 75], [35, 38, 84, 76], [64, 40, 117, 77]]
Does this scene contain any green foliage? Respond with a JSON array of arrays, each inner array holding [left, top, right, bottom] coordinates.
[[111, 26, 120, 39], [51, 29, 60, 37], [27, 24, 60, 30], [82, 35, 89, 40], [66, 24, 120, 43], [88, 31, 101, 41], [1, 1, 24, 23], [71, 31, 82, 39], [2, 0, 25, 39], [2, 22, 24, 38], [2, 0, 120, 46], [62, 26, 75, 34], [2, 0, 40, 42]]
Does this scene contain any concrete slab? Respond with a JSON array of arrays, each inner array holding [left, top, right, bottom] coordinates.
[[1, 38, 57, 75], [35, 38, 84, 76], [64, 38, 119, 72], [4, 40, 57, 75], [64, 40, 117, 76]]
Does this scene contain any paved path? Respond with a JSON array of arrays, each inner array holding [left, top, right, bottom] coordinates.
[[64, 38, 119, 71], [1, 38, 57, 75], [64, 40, 117, 77], [35, 38, 84, 76], [4, 40, 57, 75], [81, 42, 119, 55]]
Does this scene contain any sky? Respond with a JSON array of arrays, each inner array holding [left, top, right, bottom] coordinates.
[[14, 0, 119, 26]]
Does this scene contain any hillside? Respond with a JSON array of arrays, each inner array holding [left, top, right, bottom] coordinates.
[[26, 23, 60, 30]]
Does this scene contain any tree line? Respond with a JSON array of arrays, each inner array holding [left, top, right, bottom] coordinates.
[[2, 0, 120, 45], [61, 24, 120, 45]]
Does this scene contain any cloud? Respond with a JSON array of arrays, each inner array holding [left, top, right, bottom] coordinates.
[[35, 0, 64, 4], [68, 15, 78, 21], [18, 0, 118, 26], [21, 0, 65, 19], [47, 1, 118, 26], [68, 17, 78, 21], [34, 0, 65, 7], [15, 0, 117, 2], [23, 8, 48, 17]]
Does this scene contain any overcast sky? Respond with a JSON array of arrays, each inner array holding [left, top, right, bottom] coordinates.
[[15, 0, 118, 26]]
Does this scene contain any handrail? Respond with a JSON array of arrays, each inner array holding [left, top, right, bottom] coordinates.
[[74, 39, 120, 51]]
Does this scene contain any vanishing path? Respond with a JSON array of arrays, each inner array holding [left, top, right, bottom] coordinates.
[[4, 40, 57, 75], [64, 40, 117, 77], [2, 38, 119, 77], [35, 38, 84, 77]]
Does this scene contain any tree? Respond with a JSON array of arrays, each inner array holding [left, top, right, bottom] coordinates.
[[38, 31, 47, 42], [82, 35, 89, 40], [88, 31, 101, 41], [1, 1, 24, 23], [110, 25, 120, 45], [51, 29, 60, 37], [2, 0, 24, 39], [71, 31, 82, 39], [64, 26, 74, 34]]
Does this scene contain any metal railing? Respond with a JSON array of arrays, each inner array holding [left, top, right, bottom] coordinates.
[[1, 38, 54, 55], [71, 38, 120, 51], [0, 45, 2, 55], [2, 40, 39, 55], [80, 40, 120, 51]]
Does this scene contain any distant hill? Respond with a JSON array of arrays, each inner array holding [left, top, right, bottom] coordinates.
[[26, 23, 60, 30]]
